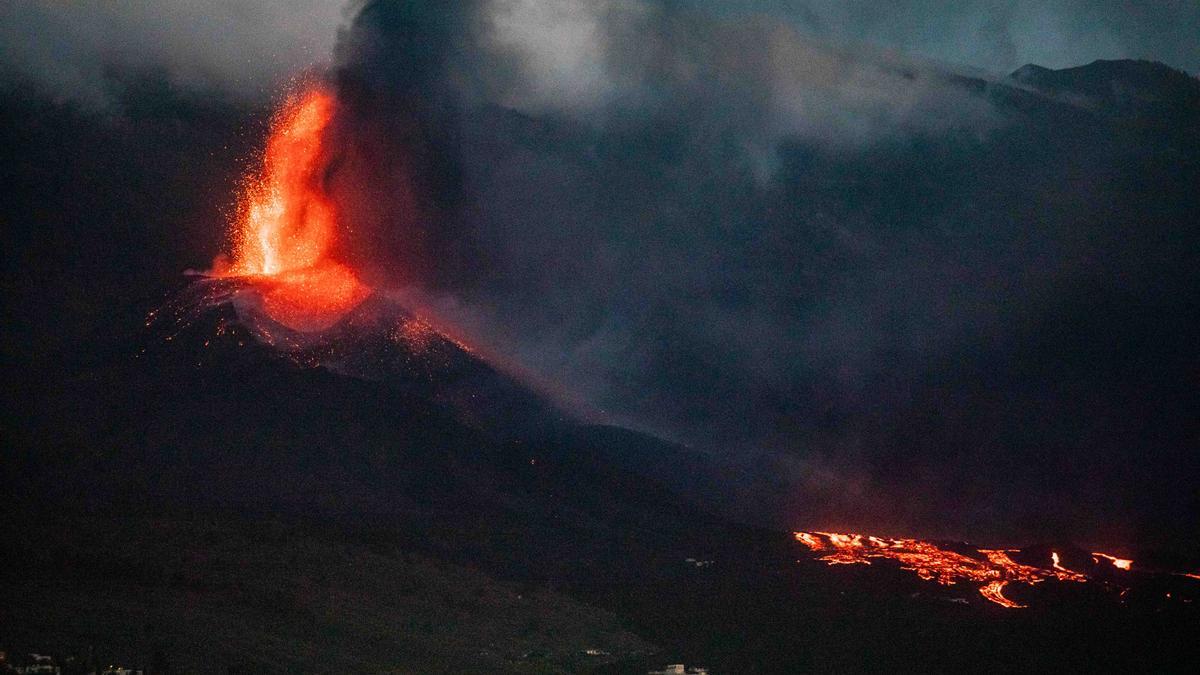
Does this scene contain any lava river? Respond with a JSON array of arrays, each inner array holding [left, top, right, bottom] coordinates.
[[794, 531, 1140, 609]]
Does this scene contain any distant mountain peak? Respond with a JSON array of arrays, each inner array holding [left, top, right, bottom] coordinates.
[[1010, 59, 1200, 124], [1010, 63, 1053, 81]]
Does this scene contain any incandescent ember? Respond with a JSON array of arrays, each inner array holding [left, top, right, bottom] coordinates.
[[210, 83, 369, 332]]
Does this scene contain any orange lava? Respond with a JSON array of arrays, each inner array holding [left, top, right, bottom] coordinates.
[[212, 83, 368, 331], [1092, 552, 1133, 571], [252, 264, 369, 333], [795, 531, 1089, 608], [979, 580, 1022, 609]]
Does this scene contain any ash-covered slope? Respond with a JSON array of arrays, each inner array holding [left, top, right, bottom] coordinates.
[[5, 285, 1200, 673], [8, 290, 728, 562], [0, 294, 716, 671]]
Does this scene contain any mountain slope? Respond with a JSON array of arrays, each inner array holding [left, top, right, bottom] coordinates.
[[1012, 59, 1200, 127]]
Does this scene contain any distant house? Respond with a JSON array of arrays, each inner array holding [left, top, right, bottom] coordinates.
[[649, 664, 709, 675], [15, 654, 59, 675]]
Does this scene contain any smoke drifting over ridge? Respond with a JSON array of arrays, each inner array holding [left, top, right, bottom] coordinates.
[[326, 0, 1005, 424], [4, 1, 1197, 111], [320, 0, 1200, 545], [4, 1, 1196, 545]]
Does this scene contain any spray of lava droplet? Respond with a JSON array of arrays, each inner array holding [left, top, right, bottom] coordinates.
[[1092, 552, 1133, 571], [210, 83, 369, 332]]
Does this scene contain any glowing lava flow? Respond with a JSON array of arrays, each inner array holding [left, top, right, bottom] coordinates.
[[211, 84, 368, 332], [794, 531, 1090, 608], [1093, 552, 1133, 570]]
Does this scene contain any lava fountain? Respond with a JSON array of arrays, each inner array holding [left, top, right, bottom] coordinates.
[[210, 83, 369, 332]]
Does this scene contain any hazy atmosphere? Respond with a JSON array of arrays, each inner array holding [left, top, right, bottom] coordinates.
[[5, 0, 1200, 542], [4, 1, 1199, 107], [4, 1, 1200, 671]]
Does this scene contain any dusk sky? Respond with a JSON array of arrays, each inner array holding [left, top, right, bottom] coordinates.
[[3, 1, 1199, 109]]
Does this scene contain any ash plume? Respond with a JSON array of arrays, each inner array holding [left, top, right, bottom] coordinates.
[[5, 0, 1195, 547], [323, 0, 999, 419], [319, 0, 1200, 546]]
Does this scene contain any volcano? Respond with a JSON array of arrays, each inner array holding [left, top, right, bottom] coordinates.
[[4, 11, 1200, 671], [4, 285, 1200, 671]]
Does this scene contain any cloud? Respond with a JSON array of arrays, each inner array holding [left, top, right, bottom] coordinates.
[[0, 0, 350, 107], [482, 0, 634, 112], [474, 1, 1001, 145]]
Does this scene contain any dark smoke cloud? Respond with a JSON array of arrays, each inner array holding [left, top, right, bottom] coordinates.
[[326, 0, 1006, 424], [6, 0, 1194, 545], [327, 0, 1200, 546]]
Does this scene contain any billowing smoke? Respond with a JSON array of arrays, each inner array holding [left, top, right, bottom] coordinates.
[[321, 0, 1200, 546], [325, 0, 1003, 428], [0, 0, 349, 108], [7, 0, 1194, 545], [323, 1, 993, 505]]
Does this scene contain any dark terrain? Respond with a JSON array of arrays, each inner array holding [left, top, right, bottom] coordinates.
[[3, 58, 1200, 672]]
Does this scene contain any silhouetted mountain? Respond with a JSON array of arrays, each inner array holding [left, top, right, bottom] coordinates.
[[1012, 59, 1200, 127], [6, 291, 1199, 672]]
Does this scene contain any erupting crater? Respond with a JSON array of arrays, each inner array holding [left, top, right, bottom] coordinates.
[[210, 83, 369, 332]]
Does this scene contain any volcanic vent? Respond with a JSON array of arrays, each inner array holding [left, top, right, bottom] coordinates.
[[208, 82, 369, 333]]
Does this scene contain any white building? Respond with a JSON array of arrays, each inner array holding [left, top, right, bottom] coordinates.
[[649, 665, 709, 675]]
